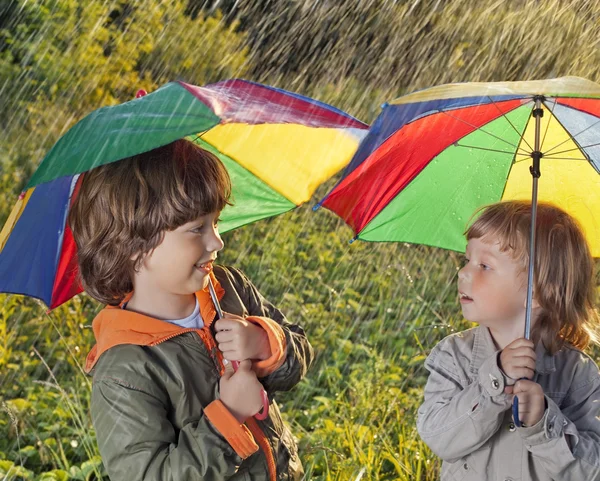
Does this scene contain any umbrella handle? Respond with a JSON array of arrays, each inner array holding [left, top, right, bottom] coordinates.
[[512, 377, 528, 427], [512, 396, 521, 427], [209, 279, 270, 421], [255, 390, 270, 420]]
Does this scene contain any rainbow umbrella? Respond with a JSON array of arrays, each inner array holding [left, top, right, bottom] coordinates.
[[0, 79, 367, 309], [317, 76, 600, 255], [316, 76, 600, 426]]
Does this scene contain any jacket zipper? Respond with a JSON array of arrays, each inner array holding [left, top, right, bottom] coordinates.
[[151, 328, 278, 481], [149, 328, 198, 346]]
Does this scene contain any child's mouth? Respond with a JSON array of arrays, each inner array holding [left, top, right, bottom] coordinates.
[[459, 293, 473, 303], [195, 260, 214, 273]]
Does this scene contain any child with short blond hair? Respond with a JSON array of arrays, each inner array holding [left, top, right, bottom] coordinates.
[[417, 200, 600, 481]]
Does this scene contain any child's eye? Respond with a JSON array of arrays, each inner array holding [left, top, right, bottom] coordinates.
[[460, 256, 469, 267], [191, 225, 203, 233], [479, 263, 490, 270]]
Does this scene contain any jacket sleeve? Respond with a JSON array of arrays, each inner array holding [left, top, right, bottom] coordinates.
[[518, 365, 600, 480], [229, 267, 314, 394], [417, 340, 513, 461], [91, 375, 258, 481]]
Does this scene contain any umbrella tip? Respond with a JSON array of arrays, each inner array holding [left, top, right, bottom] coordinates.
[[135, 89, 148, 98], [349, 235, 359, 244], [312, 203, 321, 211]]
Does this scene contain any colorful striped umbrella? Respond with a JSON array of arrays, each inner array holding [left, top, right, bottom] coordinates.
[[0, 79, 367, 309], [317, 76, 600, 257]]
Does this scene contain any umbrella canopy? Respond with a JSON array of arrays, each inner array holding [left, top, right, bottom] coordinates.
[[317, 76, 600, 257], [0, 79, 368, 309]]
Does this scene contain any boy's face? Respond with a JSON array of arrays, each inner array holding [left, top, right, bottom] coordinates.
[[135, 211, 224, 296], [457, 236, 529, 331]]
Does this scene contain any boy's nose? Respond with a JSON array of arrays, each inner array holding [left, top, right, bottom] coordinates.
[[209, 231, 225, 253]]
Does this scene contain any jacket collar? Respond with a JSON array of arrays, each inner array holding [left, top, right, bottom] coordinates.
[[470, 326, 556, 378], [84, 271, 225, 373]]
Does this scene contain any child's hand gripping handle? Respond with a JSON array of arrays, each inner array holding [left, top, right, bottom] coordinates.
[[502, 338, 536, 428], [208, 278, 269, 421], [229, 360, 269, 420]]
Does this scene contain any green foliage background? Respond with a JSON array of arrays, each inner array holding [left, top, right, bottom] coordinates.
[[1, 1, 599, 479]]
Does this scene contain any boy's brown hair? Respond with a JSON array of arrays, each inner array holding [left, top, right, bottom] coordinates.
[[68, 139, 232, 305], [466, 200, 599, 354]]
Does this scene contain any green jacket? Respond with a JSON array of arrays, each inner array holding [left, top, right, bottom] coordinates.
[[85, 265, 313, 481]]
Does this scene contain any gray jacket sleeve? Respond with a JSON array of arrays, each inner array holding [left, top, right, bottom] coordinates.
[[518, 363, 600, 480], [417, 340, 513, 461]]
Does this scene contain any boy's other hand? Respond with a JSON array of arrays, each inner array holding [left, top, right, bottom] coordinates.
[[505, 380, 546, 427], [219, 360, 265, 423], [215, 313, 271, 362], [499, 337, 536, 382]]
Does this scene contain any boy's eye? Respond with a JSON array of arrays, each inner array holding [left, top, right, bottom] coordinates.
[[479, 263, 490, 270]]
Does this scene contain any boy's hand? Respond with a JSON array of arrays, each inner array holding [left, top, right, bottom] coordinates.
[[499, 338, 536, 383], [219, 360, 265, 423], [215, 313, 271, 362], [505, 380, 546, 427]]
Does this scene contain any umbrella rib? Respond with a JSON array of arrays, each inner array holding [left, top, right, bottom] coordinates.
[[511, 154, 590, 163], [540, 99, 558, 151], [438, 109, 530, 155], [454, 143, 517, 155], [538, 103, 595, 169], [540, 156, 591, 161], [542, 140, 600, 157], [542, 115, 600, 156], [486, 96, 534, 152]]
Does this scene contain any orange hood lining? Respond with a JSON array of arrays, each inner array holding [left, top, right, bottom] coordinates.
[[85, 271, 225, 372]]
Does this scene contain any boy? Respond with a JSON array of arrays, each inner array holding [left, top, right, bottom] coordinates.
[[70, 139, 313, 481]]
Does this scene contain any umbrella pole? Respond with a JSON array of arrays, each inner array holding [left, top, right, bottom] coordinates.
[[524, 96, 544, 340], [208, 277, 224, 319], [207, 276, 270, 420], [514, 96, 543, 428]]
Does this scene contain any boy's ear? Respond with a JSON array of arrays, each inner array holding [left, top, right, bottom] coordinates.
[[130, 253, 143, 272]]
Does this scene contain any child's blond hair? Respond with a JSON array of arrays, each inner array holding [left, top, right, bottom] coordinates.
[[466, 200, 599, 354]]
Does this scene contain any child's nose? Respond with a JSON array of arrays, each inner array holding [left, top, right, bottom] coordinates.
[[208, 231, 224, 253]]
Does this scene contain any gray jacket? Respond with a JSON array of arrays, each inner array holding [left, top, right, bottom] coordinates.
[[417, 326, 600, 481]]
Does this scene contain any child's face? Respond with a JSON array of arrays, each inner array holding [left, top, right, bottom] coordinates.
[[458, 236, 528, 331], [135, 211, 224, 296]]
